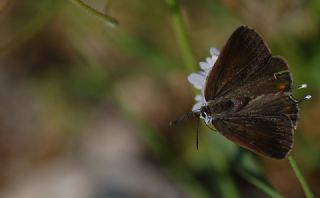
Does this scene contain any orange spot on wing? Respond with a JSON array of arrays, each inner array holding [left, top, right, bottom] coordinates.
[[277, 83, 287, 91]]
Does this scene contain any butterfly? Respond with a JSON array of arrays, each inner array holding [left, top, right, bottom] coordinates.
[[172, 26, 310, 159]]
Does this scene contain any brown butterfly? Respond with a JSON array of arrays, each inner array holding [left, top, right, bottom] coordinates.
[[172, 26, 310, 159]]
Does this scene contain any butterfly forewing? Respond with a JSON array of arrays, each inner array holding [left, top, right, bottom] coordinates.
[[205, 26, 273, 99], [220, 57, 293, 100]]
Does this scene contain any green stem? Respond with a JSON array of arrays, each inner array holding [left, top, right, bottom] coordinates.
[[0, 1, 61, 55], [165, 0, 197, 73], [288, 155, 314, 198], [70, 0, 119, 27], [238, 169, 283, 198]]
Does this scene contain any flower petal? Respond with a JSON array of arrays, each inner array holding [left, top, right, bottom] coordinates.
[[187, 73, 205, 89], [211, 55, 218, 64], [188, 47, 219, 111], [192, 102, 203, 112], [210, 48, 220, 56], [206, 57, 213, 67], [199, 61, 211, 70], [194, 95, 202, 101]]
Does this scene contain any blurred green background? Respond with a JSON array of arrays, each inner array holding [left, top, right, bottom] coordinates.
[[0, 0, 319, 197]]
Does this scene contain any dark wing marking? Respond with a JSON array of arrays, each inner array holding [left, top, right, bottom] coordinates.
[[205, 26, 271, 100]]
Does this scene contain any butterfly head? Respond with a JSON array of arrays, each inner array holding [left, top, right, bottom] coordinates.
[[198, 106, 213, 125]]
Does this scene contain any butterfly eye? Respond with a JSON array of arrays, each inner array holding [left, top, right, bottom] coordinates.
[[200, 112, 207, 118]]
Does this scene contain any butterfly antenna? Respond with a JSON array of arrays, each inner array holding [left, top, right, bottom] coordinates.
[[196, 116, 200, 150], [298, 95, 312, 103], [170, 111, 198, 126]]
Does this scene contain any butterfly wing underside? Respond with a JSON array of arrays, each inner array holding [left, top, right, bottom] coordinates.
[[204, 26, 271, 100], [213, 93, 298, 159], [204, 26, 299, 159]]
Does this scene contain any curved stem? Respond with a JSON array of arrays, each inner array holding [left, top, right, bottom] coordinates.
[[70, 0, 119, 27], [288, 155, 314, 198], [237, 168, 282, 198], [165, 0, 197, 73]]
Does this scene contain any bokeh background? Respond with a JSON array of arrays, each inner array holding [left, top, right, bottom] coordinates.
[[0, 0, 319, 197]]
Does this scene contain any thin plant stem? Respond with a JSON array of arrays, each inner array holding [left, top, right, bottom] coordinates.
[[70, 0, 119, 27], [0, 1, 61, 55], [237, 169, 283, 198], [233, 149, 283, 197], [288, 155, 314, 198], [165, 0, 197, 73]]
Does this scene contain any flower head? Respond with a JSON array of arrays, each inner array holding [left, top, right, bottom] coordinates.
[[187, 48, 220, 112]]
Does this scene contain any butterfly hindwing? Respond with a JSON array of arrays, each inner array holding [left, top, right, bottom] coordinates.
[[237, 93, 299, 128], [212, 114, 293, 159], [211, 93, 298, 159]]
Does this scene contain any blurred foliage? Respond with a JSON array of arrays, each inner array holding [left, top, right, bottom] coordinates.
[[0, 0, 320, 197]]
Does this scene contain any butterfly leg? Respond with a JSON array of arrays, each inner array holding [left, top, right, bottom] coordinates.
[[204, 122, 218, 133]]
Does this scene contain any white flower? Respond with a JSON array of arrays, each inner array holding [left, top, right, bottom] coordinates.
[[187, 48, 220, 112]]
